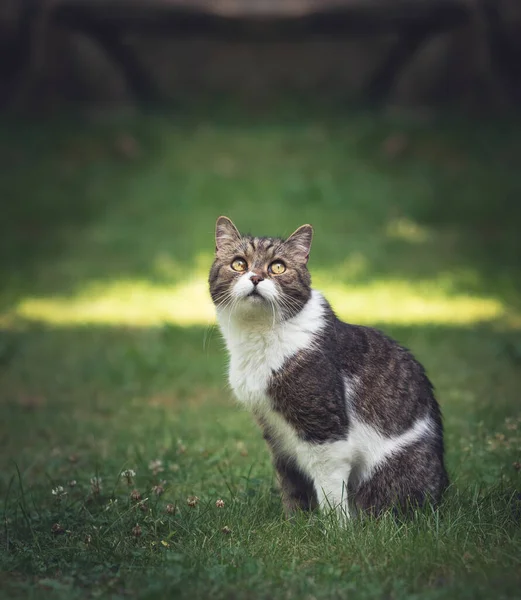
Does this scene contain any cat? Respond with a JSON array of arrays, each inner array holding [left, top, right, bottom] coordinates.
[[209, 216, 449, 520]]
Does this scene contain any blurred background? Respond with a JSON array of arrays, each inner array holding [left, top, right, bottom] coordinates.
[[2, 0, 521, 111], [1, 3, 521, 407], [1, 2, 521, 597]]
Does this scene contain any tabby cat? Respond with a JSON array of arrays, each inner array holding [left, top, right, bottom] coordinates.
[[209, 216, 448, 519]]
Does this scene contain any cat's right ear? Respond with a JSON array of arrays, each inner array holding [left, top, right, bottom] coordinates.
[[215, 216, 241, 253]]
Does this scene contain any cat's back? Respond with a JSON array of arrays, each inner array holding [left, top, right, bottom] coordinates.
[[329, 316, 443, 437]]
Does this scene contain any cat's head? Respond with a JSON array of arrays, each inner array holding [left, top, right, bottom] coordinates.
[[209, 216, 313, 321]]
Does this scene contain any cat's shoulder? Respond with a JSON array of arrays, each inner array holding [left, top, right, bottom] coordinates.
[[317, 296, 429, 375]]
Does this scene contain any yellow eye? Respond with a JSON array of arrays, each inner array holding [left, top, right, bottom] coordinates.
[[231, 258, 247, 272], [269, 261, 286, 275]]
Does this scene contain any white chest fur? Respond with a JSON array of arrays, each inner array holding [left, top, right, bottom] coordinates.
[[217, 290, 326, 407]]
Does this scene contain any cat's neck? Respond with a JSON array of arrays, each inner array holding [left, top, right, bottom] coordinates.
[[217, 290, 328, 404], [217, 289, 327, 351]]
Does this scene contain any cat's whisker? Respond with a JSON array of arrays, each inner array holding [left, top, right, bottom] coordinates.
[[226, 295, 242, 330], [276, 294, 304, 320], [213, 290, 234, 307], [203, 321, 222, 354], [214, 293, 236, 313], [268, 297, 280, 329], [205, 292, 232, 352]]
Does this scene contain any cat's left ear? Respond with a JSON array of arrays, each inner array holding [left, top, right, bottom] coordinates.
[[285, 224, 313, 263]]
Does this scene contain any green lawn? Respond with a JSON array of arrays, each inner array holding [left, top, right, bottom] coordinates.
[[1, 107, 520, 599]]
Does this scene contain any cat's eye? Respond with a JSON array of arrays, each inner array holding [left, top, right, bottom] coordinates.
[[231, 258, 247, 272], [269, 261, 286, 275]]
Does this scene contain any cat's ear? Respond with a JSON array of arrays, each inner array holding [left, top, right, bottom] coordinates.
[[285, 224, 313, 263], [215, 216, 241, 252]]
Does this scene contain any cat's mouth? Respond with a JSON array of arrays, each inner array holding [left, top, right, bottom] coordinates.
[[247, 289, 264, 300]]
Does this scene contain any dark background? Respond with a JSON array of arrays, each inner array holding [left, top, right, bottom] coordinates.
[[1, 0, 521, 113]]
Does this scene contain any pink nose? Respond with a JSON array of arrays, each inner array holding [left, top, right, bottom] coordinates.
[[250, 274, 264, 285]]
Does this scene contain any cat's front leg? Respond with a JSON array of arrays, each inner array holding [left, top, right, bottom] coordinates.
[[273, 455, 318, 518], [314, 470, 351, 524]]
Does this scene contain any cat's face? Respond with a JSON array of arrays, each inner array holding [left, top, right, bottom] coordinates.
[[209, 217, 313, 321]]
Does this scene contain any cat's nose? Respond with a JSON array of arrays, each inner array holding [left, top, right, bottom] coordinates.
[[250, 274, 264, 286]]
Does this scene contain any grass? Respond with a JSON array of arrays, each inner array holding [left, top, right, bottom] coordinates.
[[0, 104, 520, 599]]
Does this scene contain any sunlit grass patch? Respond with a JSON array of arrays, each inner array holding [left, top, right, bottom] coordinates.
[[12, 278, 215, 327], [317, 278, 507, 326], [8, 273, 509, 328]]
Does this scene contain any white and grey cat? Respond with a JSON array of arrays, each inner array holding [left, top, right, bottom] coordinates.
[[209, 216, 448, 519]]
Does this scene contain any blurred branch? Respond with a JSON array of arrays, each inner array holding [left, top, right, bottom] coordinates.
[[2, 0, 58, 110], [65, 14, 160, 103], [364, 22, 433, 103], [0, 1, 37, 107], [477, 0, 521, 103]]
